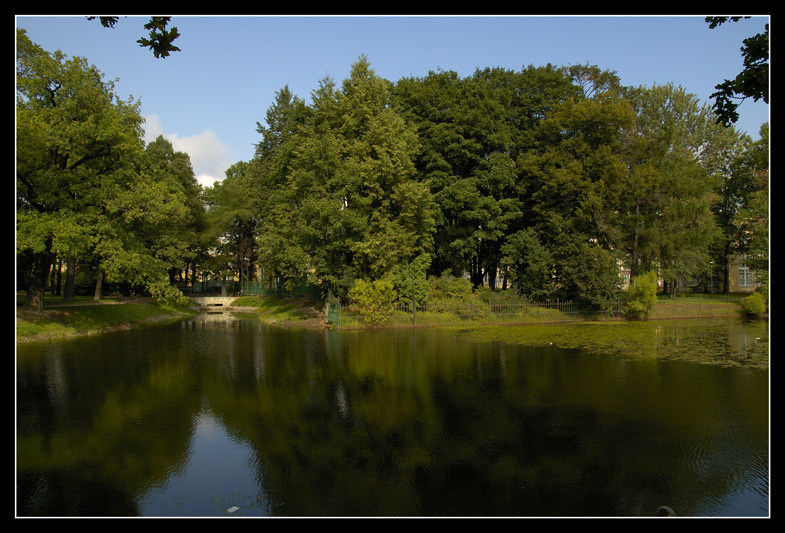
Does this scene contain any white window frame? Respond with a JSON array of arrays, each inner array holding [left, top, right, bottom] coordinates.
[[739, 256, 755, 288]]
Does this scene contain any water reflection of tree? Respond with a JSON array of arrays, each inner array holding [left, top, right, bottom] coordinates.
[[206, 326, 767, 516], [17, 332, 203, 515], [17, 322, 767, 516]]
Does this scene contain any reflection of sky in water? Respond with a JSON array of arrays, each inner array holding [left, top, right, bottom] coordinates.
[[137, 409, 268, 517]]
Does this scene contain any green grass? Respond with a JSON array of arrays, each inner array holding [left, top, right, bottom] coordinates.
[[16, 300, 198, 342], [17, 293, 125, 307], [337, 305, 577, 328], [335, 297, 744, 328], [230, 295, 321, 323]]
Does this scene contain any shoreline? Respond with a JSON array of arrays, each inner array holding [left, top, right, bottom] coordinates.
[[15, 300, 201, 344], [16, 294, 759, 344]]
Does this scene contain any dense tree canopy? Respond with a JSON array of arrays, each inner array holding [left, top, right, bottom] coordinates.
[[17, 30, 768, 309], [237, 56, 766, 304], [17, 29, 201, 308], [17, 29, 145, 309]]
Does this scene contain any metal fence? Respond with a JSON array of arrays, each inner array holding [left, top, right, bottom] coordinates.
[[243, 281, 321, 298], [328, 299, 623, 328], [188, 280, 321, 298], [326, 297, 742, 328]]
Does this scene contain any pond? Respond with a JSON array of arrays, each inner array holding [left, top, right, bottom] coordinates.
[[16, 314, 769, 517]]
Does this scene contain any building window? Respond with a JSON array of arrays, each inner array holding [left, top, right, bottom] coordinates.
[[739, 257, 755, 288]]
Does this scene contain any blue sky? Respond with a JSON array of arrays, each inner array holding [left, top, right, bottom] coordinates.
[[17, 15, 770, 188]]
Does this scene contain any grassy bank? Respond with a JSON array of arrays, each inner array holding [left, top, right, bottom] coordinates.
[[334, 294, 748, 329], [16, 297, 199, 343], [16, 292, 754, 341], [230, 295, 325, 327]]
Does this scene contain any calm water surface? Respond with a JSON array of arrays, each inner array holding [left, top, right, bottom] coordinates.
[[16, 314, 769, 517]]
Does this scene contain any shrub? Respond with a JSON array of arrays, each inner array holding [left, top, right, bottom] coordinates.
[[348, 277, 397, 326], [427, 271, 472, 301], [624, 271, 658, 320], [740, 292, 767, 317], [148, 280, 189, 305], [391, 254, 431, 307], [500, 228, 555, 301]]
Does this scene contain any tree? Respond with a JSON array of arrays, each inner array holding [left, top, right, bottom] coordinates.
[[703, 121, 764, 294], [706, 17, 769, 127], [516, 82, 633, 305], [253, 56, 433, 298], [390, 253, 431, 307], [203, 161, 258, 292], [732, 124, 768, 284], [623, 270, 658, 320], [617, 84, 721, 295], [333, 56, 430, 281], [392, 65, 578, 287], [392, 68, 481, 278], [141, 136, 204, 281], [500, 228, 554, 301], [250, 85, 314, 288], [98, 139, 198, 301], [16, 29, 145, 310]]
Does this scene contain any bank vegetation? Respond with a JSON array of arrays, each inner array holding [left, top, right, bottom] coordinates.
[[16, 296, 198, 343], [17, 24, 768, 321]]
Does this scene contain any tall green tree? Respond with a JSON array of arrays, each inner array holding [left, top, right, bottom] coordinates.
[[254, 56, 434, 298], [203, 161, 258, 292], [392, 65, 579, 287], [392, 69, 478, 278], [514, 80, 633, 305], [702, 122, 760, 293], [140, 136, 205, 283], [16, 29, 145, 310], [500, 228, 554, 301], [731, 124, 769, 282], [251, 85, 313, 287], [98, 139, 198, 300], [333, 56, 431, 282], [618, 84, 721, 295]]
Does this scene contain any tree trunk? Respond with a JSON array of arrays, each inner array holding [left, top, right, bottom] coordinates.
[[630, 199, 641, 283], [22, 249, 55, 311], [55, 257, 62, 295], [63, 257, 76, 302], [93, 269, 104, 301], [49, 259, 57, 296], [471, 256, 483, 288], [722, 241, 732, 295], [487, 264, 497, 291]]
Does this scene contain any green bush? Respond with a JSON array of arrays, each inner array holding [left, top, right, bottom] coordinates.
[[740, 292, 767, 317], [624, 271, 658, 320], [427, 271, 472, 301], [148, 280, 189, 305], [391, 254, 431, 307], [348, 277, 397, 326]]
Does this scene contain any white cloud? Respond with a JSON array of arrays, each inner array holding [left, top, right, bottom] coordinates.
[[143, 113, 233, 188]]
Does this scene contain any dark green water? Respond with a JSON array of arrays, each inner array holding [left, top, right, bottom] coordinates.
[[16, 314, 769, 517]]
